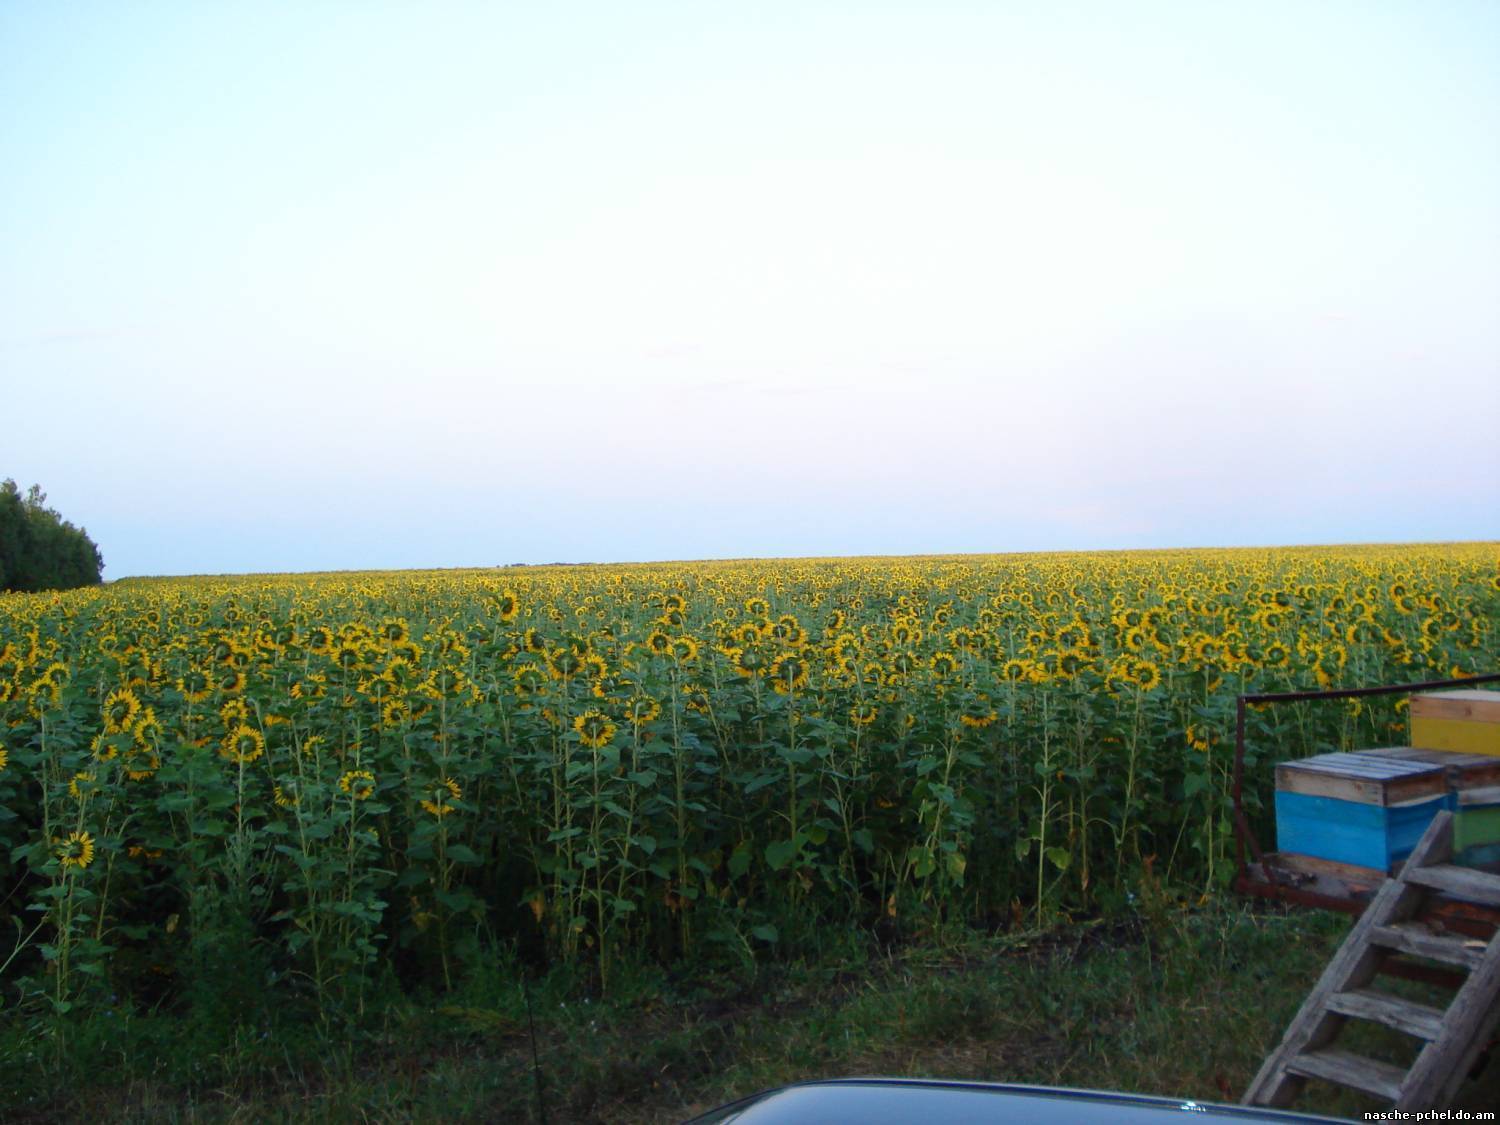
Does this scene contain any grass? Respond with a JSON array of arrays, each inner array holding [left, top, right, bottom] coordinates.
[[2, 901, 1496, 1123]]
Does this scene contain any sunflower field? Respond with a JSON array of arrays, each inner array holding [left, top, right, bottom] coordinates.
[[0, 545, 1496, 1016]]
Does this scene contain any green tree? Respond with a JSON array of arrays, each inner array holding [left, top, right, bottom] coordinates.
[[0, 479, 104, 592]]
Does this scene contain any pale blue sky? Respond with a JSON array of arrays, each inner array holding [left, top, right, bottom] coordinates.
[[3, 1, 1497, 577]]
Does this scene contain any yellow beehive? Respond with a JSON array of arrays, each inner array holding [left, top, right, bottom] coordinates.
[[1410, 689, 1500, 757]]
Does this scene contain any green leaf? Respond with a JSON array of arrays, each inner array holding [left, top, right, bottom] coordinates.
[[1045, 846, 1071, 872], [445, 844, 481, 865], [764, 838, 798, 872], [750, 923, 778, 944], [728, 841, 752, 877]]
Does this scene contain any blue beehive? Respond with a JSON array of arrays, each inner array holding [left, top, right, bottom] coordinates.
[[1275, 752, 1450, 874]]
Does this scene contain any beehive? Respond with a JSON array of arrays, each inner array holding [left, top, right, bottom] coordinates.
[[1453, 785, 1500, 867], [1409, 689, 1500, 757], [1275, 753, 1449, 874], [1357, 746, 1500, 869]]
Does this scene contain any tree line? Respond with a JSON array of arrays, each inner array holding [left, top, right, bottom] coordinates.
[[0, 480, 104, 592]]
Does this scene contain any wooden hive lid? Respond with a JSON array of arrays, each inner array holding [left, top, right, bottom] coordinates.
[[1275, 752, 1448, 806], [1355, 746, 1500, 789], [1409, 689, 1500, 722]]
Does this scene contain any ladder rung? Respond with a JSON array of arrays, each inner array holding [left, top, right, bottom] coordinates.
[[1371, 922, 1487, 970], [1326, 987, 1446, 1040], [1403, 864, 1500, 907], [1285, 1048, 1407, 1101]]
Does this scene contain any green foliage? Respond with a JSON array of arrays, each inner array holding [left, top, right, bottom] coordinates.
[[0, 480, 104, 593], [0, 544, 1495, 1100]]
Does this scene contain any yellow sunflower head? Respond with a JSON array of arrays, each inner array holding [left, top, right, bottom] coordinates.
[[55, 830, 95, 870], [419, 777, 463, 817], [339, 769, 376, 800], [103, 687, 142, 734], [220, 725, 266, 765], [178, 667, 213, 703], [768, 652, 811, 694], [573, 709, 617, 748], [626, 696, 662, 726]]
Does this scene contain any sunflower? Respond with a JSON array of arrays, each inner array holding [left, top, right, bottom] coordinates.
[[768, 652, 810, 694], [133, 707, 161, 748], [681, 683, 713, 714], [513, 664, 548, 696], [1191, 635, 1222, 663], [332, 642, 365, 672], [890, 620, 921, 647], [216, 667, 246, 695], [422, 667, 468, 698], [306, 628, 338, 660], [770, 615, 805, 646], [959, 704, 997, 728], [546, 648, 584, 680], [178, 667, 213, 703], [103, 687, 143, 734], [0, 745, 7, 772], [381, 698, 412, 727], [729, 647, 769, 678], [69, 771, 97, 799], [744, 597, 770, 618], [55, 831, 95, 870], [573, 653, 604, 684], [219, 698, 250, 728], [26, 679, 60, 715], [573, 709, 617, 749], [888, 650, 919, 678], [850, 703, 878, 726], [733, 622, 765, 647], [1054, 649, 1087, 677], [671, 635, 700, 663], [273, 782, 299, 808], [928, 651, 958, 678], [1128, 660, 1162, 691], [419, 777, 462, 817], [645, 630, 673, 657], [626, 696, 662, 725], [220, 725, 266, 765], [339, 770, 376, 800], [495, 590, 520, 621]]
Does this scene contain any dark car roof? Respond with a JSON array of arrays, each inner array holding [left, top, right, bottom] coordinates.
[[683, 1078, 1354, 1124]]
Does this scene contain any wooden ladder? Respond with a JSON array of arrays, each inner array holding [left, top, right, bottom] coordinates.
[[1243, 811, 1500, 1111]]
